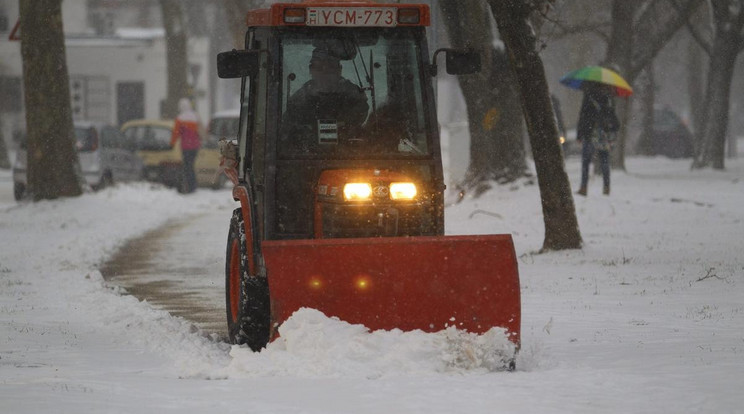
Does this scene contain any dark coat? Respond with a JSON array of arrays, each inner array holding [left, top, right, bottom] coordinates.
[[283, 77, 369, 139], [577, 88, 619, 144]]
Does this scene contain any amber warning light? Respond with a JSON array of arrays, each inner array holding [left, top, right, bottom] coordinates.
[[397, 8, 420, 24], [284, 8, 306, 24]]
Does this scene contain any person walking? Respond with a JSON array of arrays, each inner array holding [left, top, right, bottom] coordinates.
[[576, 84, 619, 196], [170, 98, 203, 194]]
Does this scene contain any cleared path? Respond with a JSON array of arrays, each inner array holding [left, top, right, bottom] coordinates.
[[101, 210, 229, 339]]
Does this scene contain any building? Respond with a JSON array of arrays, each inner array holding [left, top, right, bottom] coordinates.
[[0, 0, 213, 149]]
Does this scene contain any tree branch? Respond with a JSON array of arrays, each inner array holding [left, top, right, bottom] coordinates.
[[695, 268, 725, 282], [669, 0, 712, 55], [545, 20, 611, 42], [629, 0, 706, 81]]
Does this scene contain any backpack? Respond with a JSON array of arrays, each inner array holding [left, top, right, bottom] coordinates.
[[590, 96, 619, 152]]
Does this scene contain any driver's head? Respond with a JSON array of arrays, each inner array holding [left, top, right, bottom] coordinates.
[[309, 48, 342, 86]]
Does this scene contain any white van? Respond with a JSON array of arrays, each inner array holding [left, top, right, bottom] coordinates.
[[208, 109, 240, 144], [12, 122, 143, 200]]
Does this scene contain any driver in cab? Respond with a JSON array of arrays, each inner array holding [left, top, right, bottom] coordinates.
[[281, 48, 369, 151]]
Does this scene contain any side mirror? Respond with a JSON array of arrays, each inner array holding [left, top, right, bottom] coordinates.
[[445, 49, 481, 75], [430, 48, 481, 76], [217, 49, 259, 79]]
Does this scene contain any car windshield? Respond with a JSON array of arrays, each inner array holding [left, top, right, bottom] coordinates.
[[207, 117, 239, 149], [74, 126, 97, 152], [209, 117, 239, 137], [125, 125, 172, 151], [653, 109, 682, 132], [101, 126, 126, 148], [278, 27, 429, 159]]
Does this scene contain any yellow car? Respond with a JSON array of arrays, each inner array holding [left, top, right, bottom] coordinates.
[[121, 119, 225, 189]]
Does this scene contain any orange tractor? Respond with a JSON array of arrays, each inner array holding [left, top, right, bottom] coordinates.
[[217, 0, 521, 367]]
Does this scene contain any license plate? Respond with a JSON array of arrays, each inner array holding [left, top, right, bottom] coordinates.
[[307, 7, 397, 27]]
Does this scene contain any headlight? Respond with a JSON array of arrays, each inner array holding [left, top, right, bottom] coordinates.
[[389, 182, 417, 200], [343, 183, 372, 201]]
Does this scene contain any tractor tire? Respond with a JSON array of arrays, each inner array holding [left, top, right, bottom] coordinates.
[[225, 208, 270, 350]]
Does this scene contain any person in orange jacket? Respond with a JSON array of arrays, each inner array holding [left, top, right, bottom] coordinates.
[[170, 98, 203, 193]]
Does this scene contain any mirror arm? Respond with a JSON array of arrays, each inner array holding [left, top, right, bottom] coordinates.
[[430, 47, 479, 76], [429, 48, 451, 77]]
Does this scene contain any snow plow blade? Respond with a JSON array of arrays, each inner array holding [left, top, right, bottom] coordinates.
[[261, 235, 521, 346]]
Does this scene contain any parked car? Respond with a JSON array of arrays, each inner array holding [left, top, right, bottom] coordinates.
[[208, 109, 240, 144], [12, 122, 143, 201], [121, 119, 225, 190], [560, 128, 582, 157], [637, 108, 695, 158]]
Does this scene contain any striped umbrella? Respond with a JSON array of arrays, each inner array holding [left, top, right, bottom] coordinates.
[[560, 65, 633, 97]]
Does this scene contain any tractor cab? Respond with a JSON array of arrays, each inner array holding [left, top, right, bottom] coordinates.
[[218, 2, 479, 241], [217, 1, 519, 369]]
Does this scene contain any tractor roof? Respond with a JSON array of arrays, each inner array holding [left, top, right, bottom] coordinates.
[[246, 1, 430, 28]]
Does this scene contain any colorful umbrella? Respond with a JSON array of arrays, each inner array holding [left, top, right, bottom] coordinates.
[[560, 65, 633, 97]]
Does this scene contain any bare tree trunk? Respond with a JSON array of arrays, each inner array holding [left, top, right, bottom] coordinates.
[[595, 0, 705, 169], [160, 0, 190, 118], [224, 0, 248, 48], [604, 0, 639, 171], [629, 0, 706, 79], [19, 0, 81, 200], [635, 65, 655, 155], [489, 0, 582, 251], [439, 0, 526, 197], [693, 1, 744, 170], [0, 118, 9, 169], [688, 36, 706, 137], [605, 0, 637, 73], [223, 1, 271, 49]]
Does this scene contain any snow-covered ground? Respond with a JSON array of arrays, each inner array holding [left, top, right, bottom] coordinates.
[[1, 155, 743, 413]]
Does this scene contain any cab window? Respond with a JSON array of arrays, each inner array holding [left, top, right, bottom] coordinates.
[[278, 28, 429, 159]]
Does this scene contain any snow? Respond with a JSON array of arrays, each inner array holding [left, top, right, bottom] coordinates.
[[1, 154, 743, 413]]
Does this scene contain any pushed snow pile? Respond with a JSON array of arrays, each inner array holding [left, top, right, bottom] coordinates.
[[223, 308, 515, 378]]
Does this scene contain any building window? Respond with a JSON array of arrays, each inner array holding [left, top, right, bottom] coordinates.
[[0, 9, 9, 33], [0, 77, 23, 113]]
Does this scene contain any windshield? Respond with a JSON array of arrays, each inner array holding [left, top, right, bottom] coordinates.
[[101, 126, 125, 148], [278, 28, 429, 159], [74, 126, 97, 152], [124, 125, 173, 151], [207, 116, 239, 149], [209, 117, 239, 137], [653, 109, 683, 132]]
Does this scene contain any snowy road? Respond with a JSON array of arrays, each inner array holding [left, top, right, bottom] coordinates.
[[2, 156, 744, 413]]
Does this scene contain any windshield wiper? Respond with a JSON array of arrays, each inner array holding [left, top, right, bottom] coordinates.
[[349, 34, 378, 134]]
